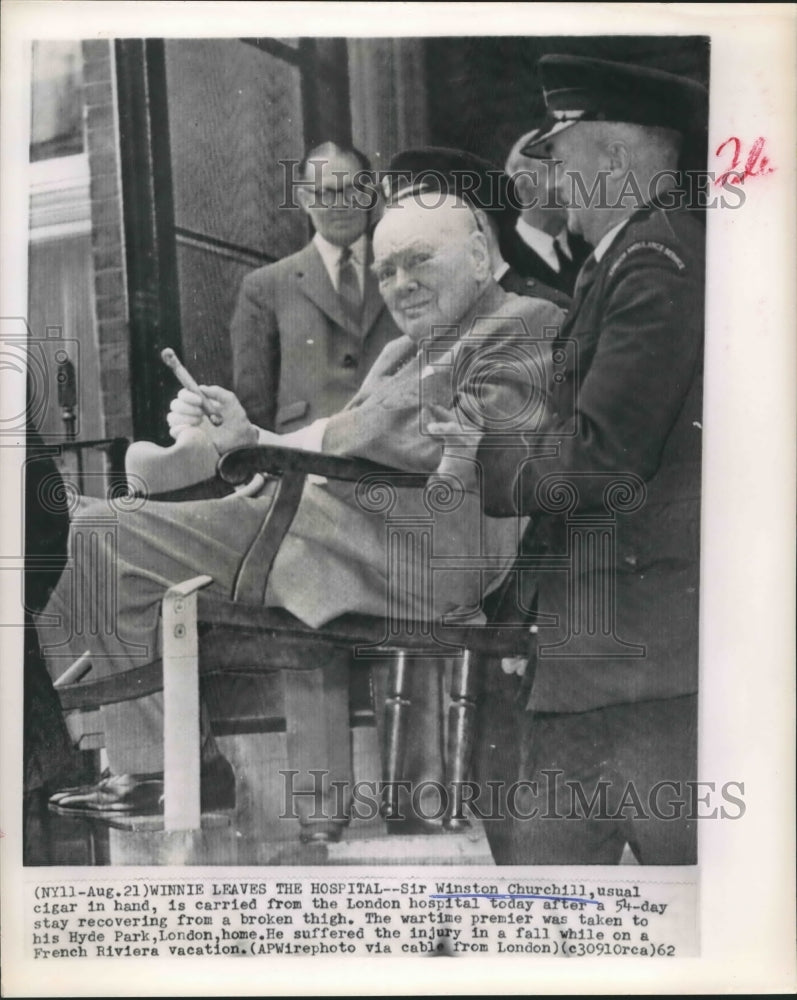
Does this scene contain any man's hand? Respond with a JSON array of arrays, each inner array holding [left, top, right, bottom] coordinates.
[[501, 657, 528, 676], [425, 402, 484, 490], [424, 401, 484, 451], [167, 385, 259, 454]]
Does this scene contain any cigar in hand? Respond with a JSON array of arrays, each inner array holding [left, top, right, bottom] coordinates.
[[160, 348, 223, 426]]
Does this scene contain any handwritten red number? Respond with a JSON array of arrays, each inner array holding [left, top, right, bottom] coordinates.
[[715, 136, 741, 187], [715, 136, 775, 187]]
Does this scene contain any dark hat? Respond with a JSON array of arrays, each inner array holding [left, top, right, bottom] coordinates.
[[522, 55, 708, 156], [384, 146, 519, 230]]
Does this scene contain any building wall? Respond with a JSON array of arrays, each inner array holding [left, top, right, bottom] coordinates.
[[81, 39, 132, 442], [162, 38, 309, 386], [28, 39, 133, 455]]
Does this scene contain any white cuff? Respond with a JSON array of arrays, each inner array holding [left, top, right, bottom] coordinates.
[[255, 426, 277, 446], [278, 417, 329, 452]]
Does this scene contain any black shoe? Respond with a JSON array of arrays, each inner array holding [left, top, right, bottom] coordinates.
[[48, 768, 113, 806], [49, 757, 236, 817], [49, 773, 164, 816]]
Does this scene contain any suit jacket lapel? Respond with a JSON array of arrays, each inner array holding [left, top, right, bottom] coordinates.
[[294, 243, 350, 332], [295, 241, 385, 339]]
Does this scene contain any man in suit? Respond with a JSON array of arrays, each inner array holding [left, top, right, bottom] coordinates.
[[432, 55, 707, 865], [42, 195, 564, 832], [504, 128, 590, 295], [231, 140, 401, 433]]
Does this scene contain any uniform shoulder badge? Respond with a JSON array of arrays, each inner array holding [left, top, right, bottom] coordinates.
[[608, 240, 687, 279]]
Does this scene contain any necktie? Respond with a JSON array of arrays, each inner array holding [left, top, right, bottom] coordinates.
[[553, 236, 571, 274], [338, 245, 362, 327]]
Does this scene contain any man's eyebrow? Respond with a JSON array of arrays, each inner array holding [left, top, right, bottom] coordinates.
[[375, 238, 436, 261]]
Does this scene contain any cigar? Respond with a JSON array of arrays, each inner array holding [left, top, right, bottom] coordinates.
[[53, 651, 92, 688], [161, 348, 223, 426]]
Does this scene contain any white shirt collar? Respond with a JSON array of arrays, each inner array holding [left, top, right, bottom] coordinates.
[[313, 232, 368, 293], [516, 217, 560, 273], [592, 219, 630, 263], [493, 260, 510, 283], [554, 225, 573, 260]]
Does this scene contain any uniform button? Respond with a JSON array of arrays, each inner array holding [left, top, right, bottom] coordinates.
[[342, 354, 358, 369]]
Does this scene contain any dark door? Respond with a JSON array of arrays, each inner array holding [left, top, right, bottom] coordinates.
[[117, 37, 351, 442]]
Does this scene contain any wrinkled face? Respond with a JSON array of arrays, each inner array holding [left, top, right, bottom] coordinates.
[[372, 198, 489, 342], [297, 150, 370, 247]]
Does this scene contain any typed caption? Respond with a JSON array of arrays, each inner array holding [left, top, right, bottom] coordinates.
[[28, 874, 697, 959]]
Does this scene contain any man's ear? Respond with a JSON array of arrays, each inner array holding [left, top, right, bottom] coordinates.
[[296, 185, 313, 214], [606, 141, 632, 177], [469, 229, 491, 280]]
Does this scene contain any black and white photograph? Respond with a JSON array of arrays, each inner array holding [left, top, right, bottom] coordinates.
[[1, 2, 795, 995]]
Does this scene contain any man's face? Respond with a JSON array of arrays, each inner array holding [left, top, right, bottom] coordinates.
[[541, 123, 608, 232], [372, 200, 487, 342], [298, 150, 370, 247]]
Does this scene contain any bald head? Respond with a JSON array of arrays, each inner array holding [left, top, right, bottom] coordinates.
[[372, 193, 491, 341]]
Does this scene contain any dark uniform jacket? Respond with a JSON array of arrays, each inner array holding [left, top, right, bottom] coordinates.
[[480, 206, 705, 713], [507, 228, 591, 297], [230, 241, 402, 432]]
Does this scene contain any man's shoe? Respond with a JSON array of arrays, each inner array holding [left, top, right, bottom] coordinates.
[[49, 773, 164, 816], [48, 769, 113, 806], [48, 757, 236, 817]]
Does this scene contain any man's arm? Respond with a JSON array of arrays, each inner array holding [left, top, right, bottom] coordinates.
[[481, 254, 704, 516], [168, 386, 326, 455], [230, 270, 281, 431]]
